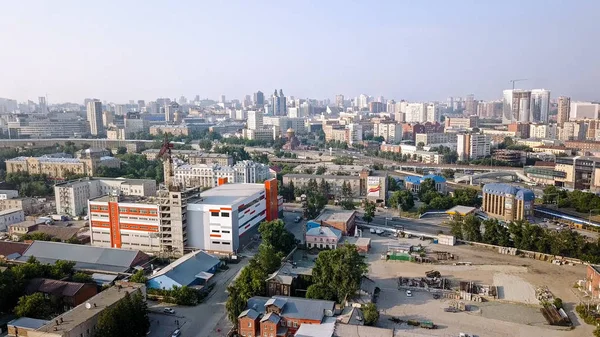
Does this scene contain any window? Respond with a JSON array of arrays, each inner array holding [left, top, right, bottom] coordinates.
[[211, 230, 220, 233], [212, 241, 220, 244], [248, 322, 252, 327], [222, 230, 230, 234], [221, 212, 230, 217], [280, 320, 285, 327], [293, 322, 298, 328], [222, 242, 230, 245], [287, 321, 292, 327], [211, 212, 220, 217]]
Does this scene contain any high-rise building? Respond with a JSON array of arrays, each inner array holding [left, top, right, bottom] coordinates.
[[457, 133, 491, 160], [447, 97, 454, 112], [358, 94, 368, 110], [220, 95, 226, 104], [405, 103, 427, 123], [369, 102, 384, 113], [386, 100, 396, 114], [502, 89, 532, 124], [557, 96, 571, 126], [38, 96, 48, 114], [465, 94, 476, 115], [530, 89, 551, 123], [165, 101, 180, 122], [254, 91, 265, 106], [272, 89, 287, 116], [426, 103, 441, 123], [86, 100, 104, 135], [137, 100, 145, 109], [247, 111, 263, 130], [335, 94, 345, 108], [570, 102, 600, 120]]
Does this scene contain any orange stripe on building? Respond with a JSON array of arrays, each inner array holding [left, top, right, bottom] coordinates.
[[210, 234, 222, 238], [108, 201, 122, 249], [220, 207, 232, 211], [209, 209, 220, 213]]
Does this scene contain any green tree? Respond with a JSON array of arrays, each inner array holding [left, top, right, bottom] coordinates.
[[315, 166, 327, 175], [453, 188, 481, 207], [256, 244, 283, 274], [305, 285, 337, 301], [449, 219, 464, 240], [363, 201, 376, 225], [462, 215, 482, 242], [14, 293, 56, 319], [417, 178, 437, 201], [129, 269, 147, 284], [388, 177, 399, 191], [307, 244, 368, 303], [94, 290, 148, 337], [258, 220, 295, 254], [362, 303, 380, 326], [441, 169, 455, 179], [340, 181, 355, 210], [198, 139, 213, 151], [389, 190, 414, 211], [72, 272, 94, 283], [116, 147, 127, 155], [226, 284, 248, 329]]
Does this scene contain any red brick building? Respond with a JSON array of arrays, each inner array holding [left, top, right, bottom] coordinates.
[[586, 265, 600, 299], [238, 296, 335, 337], [26, 278, 98, 310]]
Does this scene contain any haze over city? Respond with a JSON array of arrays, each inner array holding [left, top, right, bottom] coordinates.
[[1, 0, 599, 103]]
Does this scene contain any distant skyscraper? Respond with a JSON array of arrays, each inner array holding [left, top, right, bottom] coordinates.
[[165, 102, 180, 122], [247, 111, 263, 130], [137, 100, 145, 110], [272, 89, 287, 116], [465, 94, 476, 116], [557, 96, 571, 126], [38, 96, 47, 114], [426, 103, 441, 123], [179, 96, 187, 105], [220, 95, 226, 103], [86, 100, 104, 136], [530, 89, 551, 123], [386, 100, 396, 114], [358, 94, 368, 110], [447, 97, 454, 112], [377, 96, 385, 104], [405, 103, 427, 123], [502, 89, 532, 124], [194, 95, 200, 102], [335, 94, 344, 108], [254, 91, 265, 106]]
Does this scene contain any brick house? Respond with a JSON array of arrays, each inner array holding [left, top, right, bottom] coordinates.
[[586, 265, 600, 299], [26, 278, 98, 310], [238, 296, 335, 337]]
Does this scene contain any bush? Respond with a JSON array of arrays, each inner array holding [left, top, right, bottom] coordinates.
[[362, 303, 379, 326], [553, 298, 563, 310]]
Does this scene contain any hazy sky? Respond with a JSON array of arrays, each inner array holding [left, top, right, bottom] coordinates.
[[1, 0, 598, 103]]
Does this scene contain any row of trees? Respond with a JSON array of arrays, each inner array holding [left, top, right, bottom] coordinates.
[[5, 172, 54, 197], [416, 178, 480, 213], [450, 215, 600, 263], [543, 185, 600, 213], [94, 290, 149, 337], [96, 153, 164, 183], [226, 220, 295, 327]]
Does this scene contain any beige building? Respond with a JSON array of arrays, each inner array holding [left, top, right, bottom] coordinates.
[[456, 134, 491, 160], [415, 132, 457, 145], [150, 124, 190, 136], [529, 123, 557, 139], [373, 121, 402, 143], [0, 197, 39, 215], [0, 209, 25, 232], [6, 156, 96, 179], [445, 116, 478, 129], [482, 183, 534, 222], [142, 149, 233, 166], [242, 127, 276, 141], [557, 96, 571, 126], [555, 156, 600, 192]]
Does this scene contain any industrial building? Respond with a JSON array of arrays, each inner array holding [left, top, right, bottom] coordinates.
[[482, 183, 534, 221], [55, 177, 157, 216], [186, 179, 279, 255], [147, 250, 221, 291]]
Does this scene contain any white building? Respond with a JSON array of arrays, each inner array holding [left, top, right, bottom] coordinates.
[[0, 190, 19, 200], [570, 102, 600, 120], [530, 89, 551, 123], [174, 160, 270, 188], [457, 134, 491, 160], [426, 103, 441, 123], [502, 90, 532, 124], [405, 103, 427, 123], [247, 110, 263, 130], [55, 178, 157, 217], [347, 123, 363, 145], [358, 94, 369, 110], [415, 133, 458, 145], [529, 123, 557, 139], [86, 100, 104, 136], [242, 127, 275, 141], [0, 209, 25, 232], [373, 121, 402, 143]]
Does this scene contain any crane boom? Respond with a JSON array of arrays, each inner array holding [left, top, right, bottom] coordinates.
[[509, 78, 528, 90]]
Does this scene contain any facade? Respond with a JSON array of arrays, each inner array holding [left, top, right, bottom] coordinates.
[[426, 103, 441, 123], [266, 262, 313, 298], [242, 127, 276, 141], [414, 132, 457, 145], [186, 180, 278, 254], [570, 102, 600, 120], [142, 149, 233, 166], [404, 103, 427, 123], [0, 209, 25, 232], [323, 123, 363, 145], [502, 89, 532, 124], [254, 91, 265, 106], [86, 100, 104, 136], [24, 283, 145, 337], [507, 122, 531, 139], [564, 140, 600, 152], [0, 197, 38, 215], [554, 156, 600, 192], [492, 149, 526, 165], [482, 183, 534, 221], [238, 296, 335, 337], [529, 123, 557, 139], [372, 121, 402, 143], [456, 133, 491, 160], [7, 117, 88, 138], [247, 110, 263, 130], [557, 96, 571, 126], [272, 89, 287, 116], [404, 175, 447, 194], [149, 124, 190, 136], [55, 177, 157, 217], [147, 250, 221, 290], [174, 160, 270, 188], [5, 155, 112, 179], [530, 89, 551, 123], [586, 265, 600, 300], [445, 116, 478, 129], [26, 278, 98, 310], [305, 226, 342, 249], [313, 210, 357, 235]]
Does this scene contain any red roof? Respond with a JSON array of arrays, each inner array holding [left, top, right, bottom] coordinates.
[[0, 241, 30, 258], [534, 161, 556, 167]]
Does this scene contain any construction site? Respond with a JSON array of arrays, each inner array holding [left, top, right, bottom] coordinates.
[[364, 231, 593, 337]]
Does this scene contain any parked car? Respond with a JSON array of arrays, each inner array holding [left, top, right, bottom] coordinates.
[[406, 290, 412, 297], [294, 216, 302, 223], [171, 329, 181, 337], [164, 308, 175, 314]]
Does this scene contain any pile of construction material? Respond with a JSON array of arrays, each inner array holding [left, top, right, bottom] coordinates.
[[397, 270, 450, 290]]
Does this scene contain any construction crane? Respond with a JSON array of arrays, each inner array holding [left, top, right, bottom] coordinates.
[[157, 134, 174, 188], [509, 78, 528, 90]]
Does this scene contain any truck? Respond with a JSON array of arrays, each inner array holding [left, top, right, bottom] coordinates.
[[50, 214, 69, 221]]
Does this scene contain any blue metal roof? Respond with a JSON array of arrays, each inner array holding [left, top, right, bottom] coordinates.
[[148, 250, 221, 287], [405, 176, 422, 184], [405, 175, 446, 185], [483, 183, 535, 201]]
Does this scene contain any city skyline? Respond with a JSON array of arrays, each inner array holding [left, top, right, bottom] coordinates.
[[1, 1, 599, 103]]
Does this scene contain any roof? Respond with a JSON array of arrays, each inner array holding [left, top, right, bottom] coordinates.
[[360, 276, 376, 295], [0, 208, 24, 216], [26, 278, 91, 297], [265, 297, 287, 309], [333, 324, 394, 337], [315, 210, 356, 224], [285, 174, 361, 181], [337, 307, 364, 325], [238, 308, 261, 320], [446, 205, 477, 216], [8, 317, 50, 330], [355, 238, 371, 247], [91, 273, 119, 285], [9, 220, 41, 229], [247, 296, 335, 322], [266, 261, 313, 285], [197, 183, 265, 206], [34, 225, 80, 241], [16, 241, 150, 273], [534, 161, 556, 167], [306, 226, 342, 240], [148, 250, 221, 286], [260, 311, 281, 324], [405, 174, 446, 185], [483, 183, 535, 201], [35, 283, 143, 335], [295, 319, 336, 337], [0, 241, 29, 257]]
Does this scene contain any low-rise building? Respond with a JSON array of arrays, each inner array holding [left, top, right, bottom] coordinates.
[[242, 127, 276, 141], [492, 149, 526, 165], [150, 124, 190, 136], [147, 250, 221, 290], [0, 197, 39, 215], [445, 116, 478, 129], [313, 210, 356, 235], [266, 261, 314, 297], [532, 145, 574, 156], [55, 177, 157, 217], [482, 183, 534, 221], [373, 120, 402, 143], [404, 175, 447, 194], [305, 226, 342, 250], [586, 265, 600, 299], [0, 209, 25, 232], [26, 278, 98, 310], [415, 132, 457, 145], [5, 155, 119, 180], [554, 156, 600, 192], [142, 149, 233, 166]]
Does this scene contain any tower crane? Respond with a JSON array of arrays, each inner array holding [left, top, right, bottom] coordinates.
[[157, 134, 174, 188], [509, 79, 528, 90]]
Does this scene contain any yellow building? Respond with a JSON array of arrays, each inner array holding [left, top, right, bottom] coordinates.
[[482, 183, 534, 222], [5, 155, 120, 180]]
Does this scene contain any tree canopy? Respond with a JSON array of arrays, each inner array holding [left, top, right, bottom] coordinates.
[[94, 290, 149, 337], [258, 219, 295, 254], [389, 190, 414, 211], [362, 201, 376, 224]]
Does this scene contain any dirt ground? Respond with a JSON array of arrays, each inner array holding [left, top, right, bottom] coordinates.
[[364, 233, 594, 337]]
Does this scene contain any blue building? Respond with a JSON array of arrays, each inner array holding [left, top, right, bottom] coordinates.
[[404, 174, 447, 194], [147, 250, 221, 290]]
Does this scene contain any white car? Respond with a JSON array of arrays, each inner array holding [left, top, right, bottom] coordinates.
[[171, 329, 181, 337], [406, 290, 412, 297], [164, 307, 175, 314]]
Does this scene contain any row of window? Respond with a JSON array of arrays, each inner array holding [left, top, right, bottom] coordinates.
[[210, 211, 230, 217], [211, 229, 231, 234], [211, 241, 231, 245]]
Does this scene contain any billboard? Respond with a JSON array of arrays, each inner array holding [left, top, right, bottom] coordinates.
[[367, 177, 381, 197]]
